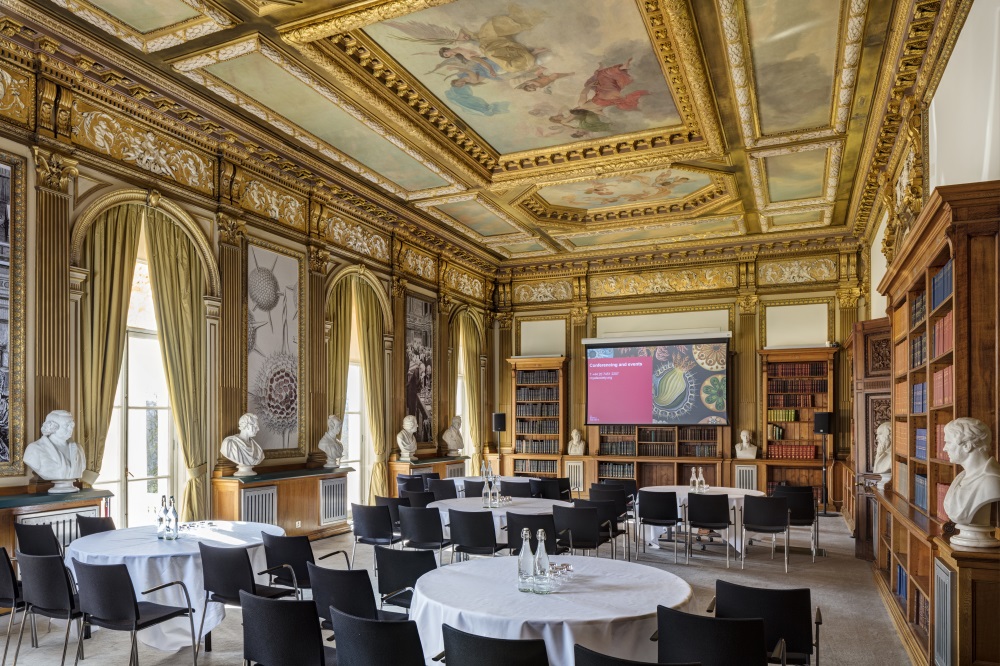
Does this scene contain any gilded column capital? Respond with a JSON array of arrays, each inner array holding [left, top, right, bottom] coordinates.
[[837, 288, 861, 309], [308, 245, 331, 274], [391, 276, 408, 298], [217, 213, 246, 245], [438, 291, 453, 315], [32, 147, 77, 193], [496, 311, 513, 331], [737, 294, 759, 315], [570, 306, 589, 326]]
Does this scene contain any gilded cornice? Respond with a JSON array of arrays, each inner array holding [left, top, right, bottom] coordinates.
[[279, 0, 457, 44]]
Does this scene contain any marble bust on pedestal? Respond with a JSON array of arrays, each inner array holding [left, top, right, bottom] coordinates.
[[872, 422, 892, 490], [442, 416, 464, 456], [397, 415, 419, 462], [735, 429, 757, 460], [319, 414, 344, 469], [221, 413, 265, 477], [567, 429, 586, 456], [942, 417, 1000, 549], [24, 410, 86, 494]]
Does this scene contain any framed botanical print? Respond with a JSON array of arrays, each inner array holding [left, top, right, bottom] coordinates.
[[404, 293, 435, 445]]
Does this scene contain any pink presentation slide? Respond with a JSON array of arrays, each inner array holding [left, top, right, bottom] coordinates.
[[587, 357, 652, 423]]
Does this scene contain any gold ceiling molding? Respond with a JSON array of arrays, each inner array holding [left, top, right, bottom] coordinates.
[[589, 264, 738, 299], [280, 0, 457, 44], [747, 141, 843, 213], [550, 214, 746, 253], [758, 206, 833, 234], [236, 0, 304, 17], [170, 35, 463, 201], [757, 256, 839, 286], [415, 193, 535, 246], [48, 0, 237, 54], [513, 280, 575, 305]]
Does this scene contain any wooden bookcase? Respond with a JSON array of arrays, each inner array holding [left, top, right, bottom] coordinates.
[[876, 181, 999, 666], [502, 357, 567, 478], [757, 347, 837, 500]]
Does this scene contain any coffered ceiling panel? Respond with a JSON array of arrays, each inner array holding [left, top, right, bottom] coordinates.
[[765, 150, 828, 202], [536, 167, 713, 210], [553, 214, 745, 252]]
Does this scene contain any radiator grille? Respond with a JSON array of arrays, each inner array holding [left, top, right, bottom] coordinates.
[[241, 485, 277, 524], [17, 506, 99, 548], [320, 477, 348, 526], [934, 558, 954, 666], [445, 463, 466, 478], [735, 465, 758, 491], [565, 461, 584, 495]]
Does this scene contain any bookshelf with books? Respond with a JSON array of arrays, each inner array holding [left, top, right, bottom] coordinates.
[[503, 357, 568, 478], [757, 347, 837, 496], [874, 182, 1000, 666]]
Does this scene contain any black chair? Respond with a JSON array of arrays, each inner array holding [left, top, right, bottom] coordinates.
[[399, 477, 427, 494], [773, 487, 819, 562], [448, 509, 505, 562], [197, 542, 295, 653], [261, 532, 350, 592], [0, 547, 24, 665], [712, 580, 821, 665], [428, 479, 459, 501], [684, 493, 733, 568], [555, 477, 573, 500], [463, 480, 486, 498], [635, 490, 680, 562], [505, 513, 565, 555], [399, 506, 452, 564], [373, 546, 436, 612], [401, 490, 437, 509], [601, 478, 638, 502], [441, 623, 549, 665], [501, 481, 532, 498], [14, 523, 62, 556], [375, 495, 410, 535], [329, 606, 425, 666], [72, 558, 197, 665], [588, 488, 632, 560], [307, 562, 405, 631], [75, 515, 116, 538], [575, 499, 627, 560], [552, 505, 608, 556], [741, 496, 790, 572], [529, 479, 562, 500], [12, 552, 83, 666], [421, 473, 441, 491], [241, 590, 336, 666], [573, 643, 700, 666], [351, 503, 402, 570], [657, 605, 781, 666]]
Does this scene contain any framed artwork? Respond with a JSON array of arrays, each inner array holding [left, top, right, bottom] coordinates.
[[0, 154, 24, 475], [404, 294, 435, 445], [245, 240, 306, 458]]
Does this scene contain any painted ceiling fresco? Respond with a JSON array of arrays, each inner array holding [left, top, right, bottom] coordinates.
[[45, 0, 890, 261]]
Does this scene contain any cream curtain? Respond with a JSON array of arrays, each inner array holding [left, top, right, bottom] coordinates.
[[145, 210, 208, 521], [79, 204, 143, 485], [457, 311, 484, 475], [353, 279, 388, 502], [326, 278, 353, 421]]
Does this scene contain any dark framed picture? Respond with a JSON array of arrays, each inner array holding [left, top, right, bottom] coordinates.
[[405, 294, 435, 444]]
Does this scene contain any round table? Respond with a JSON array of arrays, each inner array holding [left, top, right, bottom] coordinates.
[[639, 485, 764, 552], [65, 521, 284, 651], [428, 497, 572, 540], [411, 555, 691, 665], [451, 476, 534, 497]]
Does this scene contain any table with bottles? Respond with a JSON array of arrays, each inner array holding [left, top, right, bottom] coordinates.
[[638, 485, 764, 552], [65, 520, 283, 651], [427, 496, 572, 541], [410, 553, 691, 665]]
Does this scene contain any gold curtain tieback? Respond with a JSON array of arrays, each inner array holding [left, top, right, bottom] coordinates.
[[187, 464, 208, 480]]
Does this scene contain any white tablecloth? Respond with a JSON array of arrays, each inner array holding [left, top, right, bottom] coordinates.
[[66, 521, 284, 651], [449, 476, 534, 497], [428, 497, 571, 541], [639, 485, 764, 552], [411, 555, 691, 665]]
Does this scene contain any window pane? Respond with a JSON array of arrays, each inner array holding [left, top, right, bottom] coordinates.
[[127, 408, 171, 479], [92, 482, 123, 528], [97, 407, 123, 484], [126, 479, 169, 528], [127, 335, 169, 407], [126, 260, 158, 331], [346, 364, 361, 413], [455, 376, 465, 419], [345, 414, 362, 462]]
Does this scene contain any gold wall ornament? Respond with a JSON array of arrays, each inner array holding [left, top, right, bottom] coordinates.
[[400, 245, 437, 281], [31, 147, 78, 193], [391, 275, 407, 298], [72, 103, 215, 194], [495, 311, 513, 330], [0, 61, 31, 125], [237, 178, 306, 230], [837, 288, 861, 309], [570, 306, 589, 326], [737, 294, 759, 315], [444, 266, 485, 301], [217, 213, 246, 245], [308, 245, 332, 274], [513, 280, 574, 304], [323, 216, 389, 261], [757, 256, 839, 286], [589, 264, 737, 298], [279, 0, 458, 43]]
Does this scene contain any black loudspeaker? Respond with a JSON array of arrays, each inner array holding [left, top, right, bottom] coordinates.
[[813, 412, 833, 435], [491, 413, 506, 433]]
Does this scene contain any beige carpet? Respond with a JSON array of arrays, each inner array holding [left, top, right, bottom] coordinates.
[[10, 515, 909, 665]]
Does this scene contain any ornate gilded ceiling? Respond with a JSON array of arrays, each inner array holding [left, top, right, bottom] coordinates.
[[14, 0, 899, 264]]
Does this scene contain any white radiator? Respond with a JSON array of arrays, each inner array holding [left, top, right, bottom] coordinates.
[[319, 477, 348, 526], [241, 485, 278, 524], [934, 558, 954, 666], [445, 463, 466, 478], [735, 465, 758, 491], [565, 460, 584, 495], [18, 506, 99, 548]]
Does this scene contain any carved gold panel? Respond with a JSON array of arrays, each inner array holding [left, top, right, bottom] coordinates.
[[757, 255, 839, 286], [590, 265, 738, 299], [0, 60, 32, 127]]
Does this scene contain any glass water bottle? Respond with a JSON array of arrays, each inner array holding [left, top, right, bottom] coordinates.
[[164, 496, 179, 540], [482, 479, 491, 508], [696, 467, 706, 493], [156, 495, 167, 539], [532, 528, 551, 594], [689, 468, 698, 492], [517, 528, 534, 592]]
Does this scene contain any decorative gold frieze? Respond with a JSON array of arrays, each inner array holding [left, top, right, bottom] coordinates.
[[757, 256, 839, 286], [317, 213, 389, 261], [590, 265, 737, 298], [0, 61, 30, 125], [444, 266, 486, 301], [31, 147, 78, 192], [229, 167, 305, 229], [400, 245, 437, 281], [513, 280, 574, 304]]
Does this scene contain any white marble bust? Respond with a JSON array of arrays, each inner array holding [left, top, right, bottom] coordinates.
[[735, 429, 758, 460], [24, 410, 86, 494], [221, 413, 265, 477], [872, 422, 893, 490], [442, 416, 464, 456], [942, 417, 1000, 548], [319, 414, 344, 469], [397, 415, 418, 462], [567, 429, 586, 456]]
